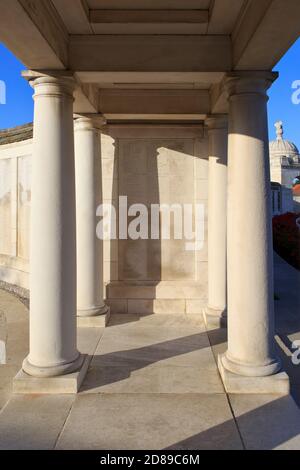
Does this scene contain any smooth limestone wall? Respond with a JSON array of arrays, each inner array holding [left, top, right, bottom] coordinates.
[[0, 125, 209, 312], [0, 138, 32, 289]]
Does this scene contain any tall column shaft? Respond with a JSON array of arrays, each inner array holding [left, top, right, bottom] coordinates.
[[220, 73, 281, 378], [74, 117, 108, 318], [23, 75, 82, 378], [204, 116, 228, 328]]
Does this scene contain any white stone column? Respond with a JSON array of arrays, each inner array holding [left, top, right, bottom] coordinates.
[[74, 116, 109, 324], [204, 115, 228, 329], [22, 74, 83, 378], [218, 72, 289, 393]]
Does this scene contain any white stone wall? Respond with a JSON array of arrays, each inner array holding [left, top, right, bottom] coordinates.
[[0, 126, 209, 308], [103, 125, 209, 314], [0, 139, 32, 289], [101, 132, 119, 284], [104, 125, 208, 284]]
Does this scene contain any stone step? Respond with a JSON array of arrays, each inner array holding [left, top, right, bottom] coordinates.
[[106, 281, 206, 300], [106, 298, 206, 315]]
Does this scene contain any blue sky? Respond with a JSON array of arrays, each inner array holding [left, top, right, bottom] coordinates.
[[0, 43, 34, 128], [268, 37, 300, 147], [0, 39, 299, 147]]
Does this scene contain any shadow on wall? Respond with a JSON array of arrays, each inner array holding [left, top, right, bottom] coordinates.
[[100, 127, 209, 314], [101, 131, 204, 285], [118, 139, 161, 282]]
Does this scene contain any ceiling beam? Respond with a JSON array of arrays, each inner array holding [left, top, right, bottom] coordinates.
[[208, 0, 246, 34], [89, 9, 210, 33], [89, 9, 209, 24], [52, 0, 92, 34], [98, 89, 210, 115], [87, 0, 211, 9], [0, 0, 68, 69], [74, 71, 224, 86], [233, 0, 300, 70], [210, 82, 228, 114], [104, 114, 207, 122], [69, 35, 232, 72], [74, 83, 100, 114]]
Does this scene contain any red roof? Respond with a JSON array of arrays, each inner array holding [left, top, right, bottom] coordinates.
[[293, 184, 300, 197]]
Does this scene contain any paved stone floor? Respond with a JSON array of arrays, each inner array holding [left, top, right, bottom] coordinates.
[[0, 254, 300, 450]]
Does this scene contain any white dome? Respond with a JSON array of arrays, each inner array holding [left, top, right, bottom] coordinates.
[[269, 138, 299, 156], [269, 121, 299, 159]]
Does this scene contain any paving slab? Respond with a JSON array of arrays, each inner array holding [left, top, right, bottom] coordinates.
[[77, 327, 105, 356], [229, 394, 300, 450], [92, 343, 217, 370], [0, 290, 29, 410], [0, 395, 74, 450], [97, 313, 211, 366], [0, 289, 29, 323], [81, 313, 223, 394], [80, 364, 224, 394], [56, 393, 243, 450], [0, 377, 11, 411], [1, 272, 300, 450], [107, 313, 205, 332], [272, 254, 300, 406], [207, 327, 228, 360], [91, 329, 214, 369]]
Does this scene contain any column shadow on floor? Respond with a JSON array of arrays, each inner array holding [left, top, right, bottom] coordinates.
[[2, 393, 300, 450], [80, 326, 226, 392], [164, 395, 300, 450]]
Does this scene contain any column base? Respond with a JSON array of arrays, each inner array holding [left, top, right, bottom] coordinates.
[[221, 350, 282, 377], [22, 352, 84, 378], [77, 306, 110, 328], [203, 306, 227, 330], [13, 354, 90, 394], [218, 353, 290, 395]]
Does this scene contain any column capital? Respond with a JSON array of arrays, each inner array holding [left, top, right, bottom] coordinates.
[[222, 71, 278, 99], [74, 114, 106, 132], [205, 115, 228, 131], [22, 70, 76, 98]]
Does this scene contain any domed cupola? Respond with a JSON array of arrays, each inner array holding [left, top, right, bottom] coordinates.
[[269, 121, 299, 165]]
